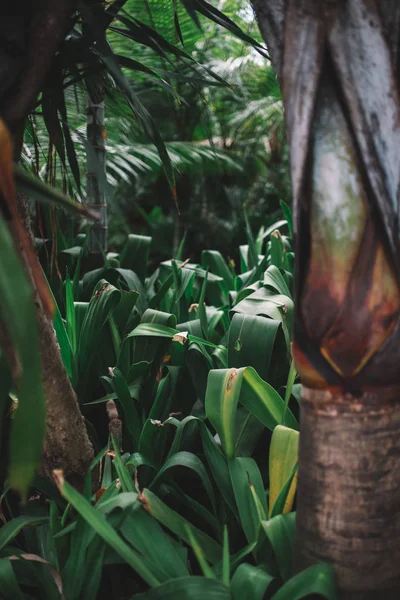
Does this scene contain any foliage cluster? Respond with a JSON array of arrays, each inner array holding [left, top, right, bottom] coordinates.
[[0, 205, 337, 599]]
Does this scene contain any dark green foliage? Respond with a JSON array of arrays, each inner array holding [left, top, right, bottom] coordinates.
[[0, 211, 337, 599]]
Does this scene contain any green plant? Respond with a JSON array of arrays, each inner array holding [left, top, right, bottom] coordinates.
[[0, 206, 337, 599]]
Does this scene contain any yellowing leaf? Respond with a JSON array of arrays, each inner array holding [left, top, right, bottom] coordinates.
[[269, 425, 299, 517]]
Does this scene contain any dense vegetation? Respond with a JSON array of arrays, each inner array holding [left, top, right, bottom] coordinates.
[[0, 210, 337, 598], [7, 0, 399, 598]]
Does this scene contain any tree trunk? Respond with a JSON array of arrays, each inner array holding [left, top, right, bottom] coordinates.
[[86, 77, 108, 254], [17, 197, 94, 486], [0, 2, 94, 485], [297, 387, 400, 599], [251, 0, 400, 596]]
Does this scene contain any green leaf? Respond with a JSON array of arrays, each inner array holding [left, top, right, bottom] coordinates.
[[52, 290, 74, 380], [185, 0, 268, 57], [205, 367, 298, 459], [202, 250, 234, 290], [270, 564, 338, 600], [0, 516, 48, 551], [222, 527, 229, 586], [229, 457, 264, 545], [232, 288, 293, 350], [280, 200, 293, 239], [0, 214, 46, 498], [0, 559, 24, 600], [80, 3, 176, 191], [261, 512, 296, 582], [120, 234, 152, 281], [231, 563, 274, 600], [14, 165, 98, 221], [121, 505, 189, 581], [150, 451, 217, 513], [228, 313, 285, 383], [65, 273, 77, 355], [139, 488, 221, 563], [185, 525, 216, 579], [54, 474, 160, 587], [131, 576, 230, 599], [199, 425, 237, 515], [270, 231, 285, 269], [264, 266, 292, 299], [110, 367, 142, 448], [78, 279, 121, 375]]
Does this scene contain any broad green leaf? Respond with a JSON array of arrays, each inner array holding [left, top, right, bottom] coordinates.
[[231, 563, 274, 600], [0, 516, 48, 551], [205, 367, 298, 459], [229, 458, 264, 545], [78, 279, 121, 375], [120, 234, 152, 281], [0, 214, 45, 498], [270, 564, 338, 600], [131, 576, 230, 599], [270, 230, 285, 268], [122, 505, 189, 581], [139, 488, 221, 564], [264, 266, 292, 299], [228, 313, 285, 383], [269, 425, 299, 517], [138, 418, 174, 467], [202, 250, 234, 290], [232, 288, 293, 350], [150, 451, 217, 513], [261, 512, 296, 582], [109, 367, 142, 448], [54, 473, 160, 587], [0, 559, 24, 600]]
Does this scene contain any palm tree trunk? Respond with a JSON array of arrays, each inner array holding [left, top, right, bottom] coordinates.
[[86, 78, 108, 254], [252, 0, 400, 596], [297, 387, 400, 600]]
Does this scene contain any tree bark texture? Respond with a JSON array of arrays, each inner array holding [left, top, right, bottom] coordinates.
[[16, 197, 94, 485], [251, 0, 400, 596], [297, 386, 400, 599], [0, 2, 94, 484]]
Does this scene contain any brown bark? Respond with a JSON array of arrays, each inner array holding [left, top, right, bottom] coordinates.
[[0, 2, 94, 484], [37, 306, 94, 486], [296, 386, 400, 600], [251, 1, 400, 597], [16, 197, 94, 485]]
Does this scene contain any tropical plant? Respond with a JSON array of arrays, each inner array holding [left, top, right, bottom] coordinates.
[[0, 208, 337, 599], [251, 0, 400, 597], [0, 0, 271, 492]]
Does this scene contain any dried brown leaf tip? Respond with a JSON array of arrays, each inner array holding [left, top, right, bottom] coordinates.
[[52, 469, 65, 490], [172, 331, 188, 345], [138, 491, 151, 512]]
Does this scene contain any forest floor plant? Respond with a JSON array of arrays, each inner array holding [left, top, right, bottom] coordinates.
[[0, 205, 338, 599]]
